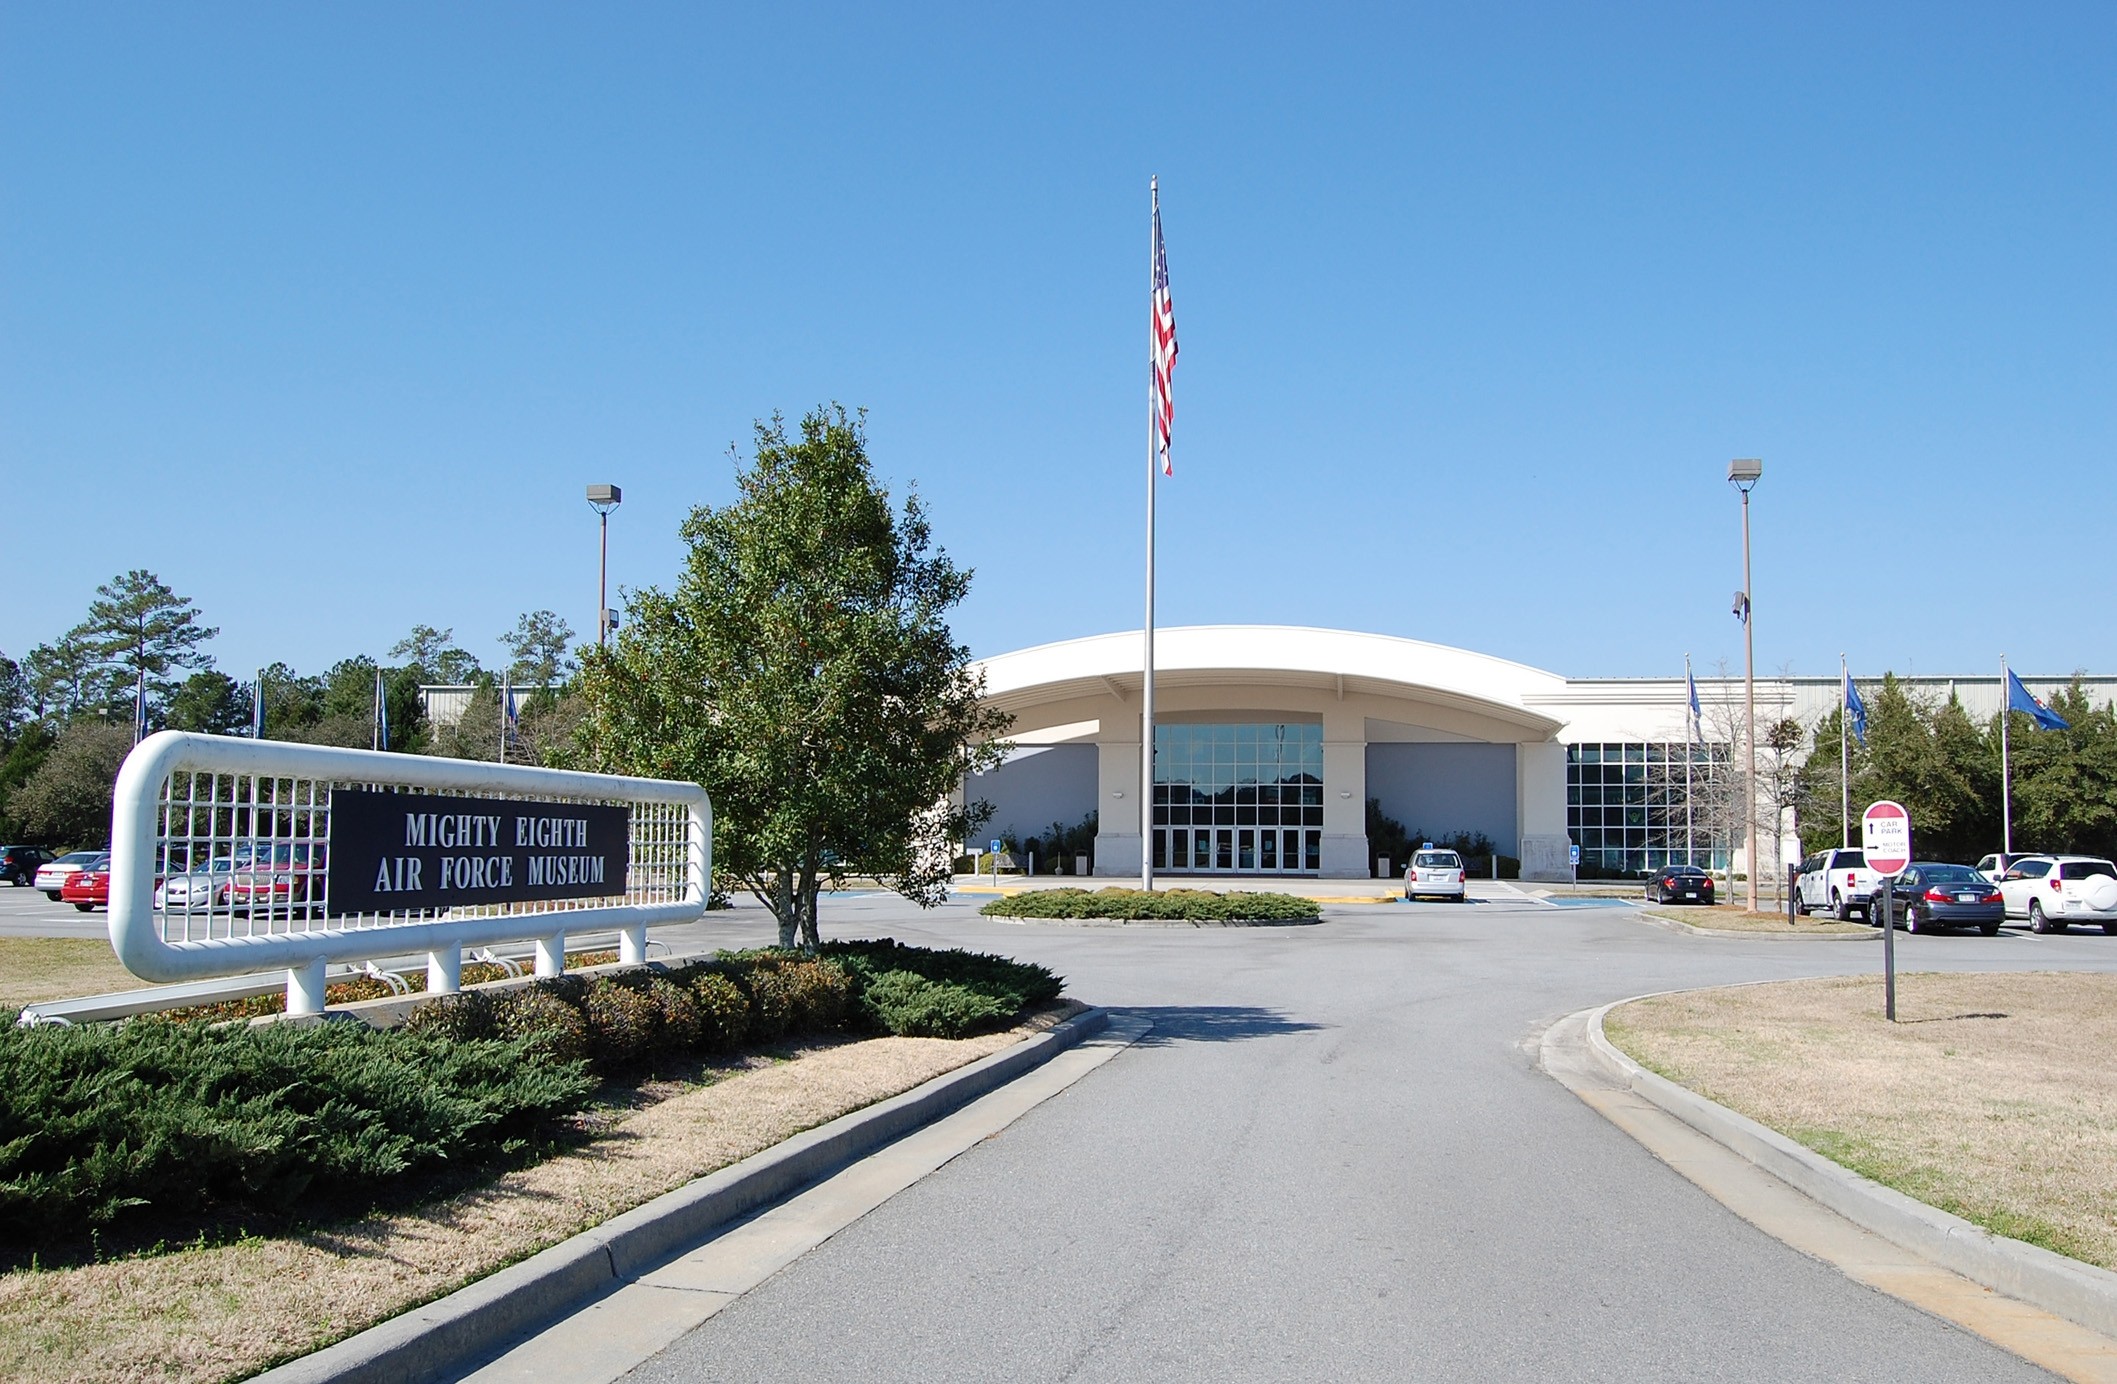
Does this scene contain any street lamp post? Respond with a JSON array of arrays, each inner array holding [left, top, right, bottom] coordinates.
[[587, 484, 622, 648], [1728, 458, 1763, 913]]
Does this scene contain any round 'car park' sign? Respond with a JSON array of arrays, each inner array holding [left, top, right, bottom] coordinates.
[[1862, 800, 1913, 875]]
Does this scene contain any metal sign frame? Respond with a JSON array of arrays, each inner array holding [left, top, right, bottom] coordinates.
[[109, 731, 711, 1016]]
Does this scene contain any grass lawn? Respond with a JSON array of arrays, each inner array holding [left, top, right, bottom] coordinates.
[[0, 1003, 1081, 1384], [1641, 905, 1871, 936], [0, 937, 149, 1010], [1605, 972, 2117, 1269]]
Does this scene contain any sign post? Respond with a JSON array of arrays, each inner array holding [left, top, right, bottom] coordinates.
[[1862, 800, 1913, 1021]]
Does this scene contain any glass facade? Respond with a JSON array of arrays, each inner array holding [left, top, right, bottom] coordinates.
[[1151, 722, 1324, 873], [1566, 741, 1731, 878]]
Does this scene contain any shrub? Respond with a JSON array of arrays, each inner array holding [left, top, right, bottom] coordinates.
[[0, 1018, 595, 1243], [857, 970, 1011, 1039], [643, 976, 704, 1050], [498, 988, 592, 1066], [978, 886, 1318, 922], [582, 980, 660, 1067], [687, 970, 752, 1051]]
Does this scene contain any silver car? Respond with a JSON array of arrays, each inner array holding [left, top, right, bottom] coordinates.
[[33, 850, 103, 902], [155, 858, 239, 911]]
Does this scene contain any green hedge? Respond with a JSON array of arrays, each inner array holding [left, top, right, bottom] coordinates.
[[979, 886, 1320, 922], [0, 942, 1062, 1251], [0, 1019, 595, 1243]]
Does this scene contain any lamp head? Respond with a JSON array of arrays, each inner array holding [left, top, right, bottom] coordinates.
[[1727, 457, 1763, 490], [586, 483, 622, 510]]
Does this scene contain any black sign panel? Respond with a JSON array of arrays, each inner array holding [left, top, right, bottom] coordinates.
[[327, 789, 630, 917]]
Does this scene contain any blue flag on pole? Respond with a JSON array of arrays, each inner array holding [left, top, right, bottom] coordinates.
[[1844, 669, 1868, 746], [2007, 669, 2069, 731], [1685, 665, 1701, 739]]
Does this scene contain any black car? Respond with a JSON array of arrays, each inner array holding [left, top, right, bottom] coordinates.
[[1644, 865, 1716, 905], [1867, 862, 2004, 935], [0, 845, 54, 886]]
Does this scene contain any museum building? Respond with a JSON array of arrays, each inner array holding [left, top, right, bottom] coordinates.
[[961, 626, 2108, 883]]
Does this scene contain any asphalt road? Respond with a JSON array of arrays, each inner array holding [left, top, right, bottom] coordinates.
[[618, 890, 2117, 1383]]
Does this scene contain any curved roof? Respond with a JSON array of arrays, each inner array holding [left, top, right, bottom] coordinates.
[[974, 626, 1569, 736]]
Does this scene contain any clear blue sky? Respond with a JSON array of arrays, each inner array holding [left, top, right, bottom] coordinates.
[[4, 3, 2111, 684]]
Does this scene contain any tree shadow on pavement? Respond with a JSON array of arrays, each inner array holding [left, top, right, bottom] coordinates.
[[1119, 1005, 1326, 1046]]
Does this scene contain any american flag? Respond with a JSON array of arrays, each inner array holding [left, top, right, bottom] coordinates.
[[1151, 185, 1178, 476]]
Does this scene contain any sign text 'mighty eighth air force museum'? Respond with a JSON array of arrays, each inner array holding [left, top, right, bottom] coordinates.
[[326, 789, 630, 916]]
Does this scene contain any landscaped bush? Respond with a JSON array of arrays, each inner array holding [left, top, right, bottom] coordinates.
[[819, 938, 1064, 1037], [0, 1018, 596, 1243], [582, 979, 661, 1067], [979, 886, 1320, 922], [688, 970, 752, 1050]]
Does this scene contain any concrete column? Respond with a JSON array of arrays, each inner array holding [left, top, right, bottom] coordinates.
[[426, 945, 461, 995], [1516, 741, 1571, 881], [1093, 736, 1141, 876], [534, 932, 566, 977], [285, 957, 327, 1017], [1320, 711, 1368, 876]]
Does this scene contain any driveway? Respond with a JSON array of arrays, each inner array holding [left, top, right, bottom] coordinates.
[[614, 891, 2107, 1382]]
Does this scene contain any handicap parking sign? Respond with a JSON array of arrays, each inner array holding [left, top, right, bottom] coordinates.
[[1569, 844, 1581, 866]]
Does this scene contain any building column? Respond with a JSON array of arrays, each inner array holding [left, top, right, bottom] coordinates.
[[1092, 736, 1141, 876], [1320, 710, 1368, 876], [1516, 741, 1570, 881]]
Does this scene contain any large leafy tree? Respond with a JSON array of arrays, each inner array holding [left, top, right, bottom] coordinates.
[[11, 721, 133, 848], [388, 625, 482, 684], [164, 670, 252, 736], [581, 406, 1009, 948], [22, 630, 113, 723], [2007, 682, 2117, 858], [80, 570, 218, 719]]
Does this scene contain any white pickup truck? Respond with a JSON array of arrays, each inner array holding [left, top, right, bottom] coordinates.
[[1795, 847, 1879, 921]]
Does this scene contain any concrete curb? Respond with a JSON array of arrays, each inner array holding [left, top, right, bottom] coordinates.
[[1627, 910, 1878, 941], [253, 1006, 1112, 1384], [1582, 999, 2117, 1339]]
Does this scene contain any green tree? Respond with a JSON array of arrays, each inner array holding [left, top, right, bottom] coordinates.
[[11, 721, 133, 847], [79, 570, 218, 721], [22, 631, 113, 724], [0, 651, 27, 744], [389, 625, 482, 684], [165, 670, 252, 735], [581, 406, 1009, 948], [1800, 677, 2005, 863], [2007, 681, 2117, 858], [499, 610, 576, 689], [0, 723, 57, 841]]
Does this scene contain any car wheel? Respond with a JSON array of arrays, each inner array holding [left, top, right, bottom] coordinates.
[[72, 902, 92, 912], [2031, 901, 2054, 934], [2102, 921, 2117, 936], [1832, 890, 1853, 923], [1905, 904, 1924, 933], [44, 891, 60, 902], [1982, 923, 2001, 937]]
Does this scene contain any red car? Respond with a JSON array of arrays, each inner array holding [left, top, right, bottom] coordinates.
[[226, 843, 328, 915], [60, 854, 113, 912]]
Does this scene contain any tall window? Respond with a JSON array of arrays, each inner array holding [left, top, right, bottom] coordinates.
[[1152, 723, 1324, 873], [1565, 741, 1730, 878]]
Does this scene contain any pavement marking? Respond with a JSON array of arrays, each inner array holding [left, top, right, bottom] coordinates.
[[456, 1013, 1152, 1384], [1542, 1008, 2117, 1383]]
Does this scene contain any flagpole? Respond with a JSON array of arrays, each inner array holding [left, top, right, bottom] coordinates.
[[2000, 655, 2013, 855], [372, 668, 382, 751], [1840, 653, 1850, 849], [1141, 175, 1158, 893], [499, 672, 509, 765], [1684, 654, 1694, 867]]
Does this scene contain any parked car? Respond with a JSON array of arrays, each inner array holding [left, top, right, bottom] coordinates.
[[1404, 847, 1466, 901], [1, 845, 55, 887], [1996, 856, 2117, 934], [155, 858, 239, 911], [1973, 852, 2033, 883], [59, 854, 113, 912], [1644, 865, 1716, 905], [1864, 862, 2004, 935], [227, 842, 328, 916], [1794, 847, 1879, 921], [33, 850, 104, 901]]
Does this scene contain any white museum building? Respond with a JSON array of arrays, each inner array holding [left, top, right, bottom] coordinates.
[[961, 625, 2107, 884]]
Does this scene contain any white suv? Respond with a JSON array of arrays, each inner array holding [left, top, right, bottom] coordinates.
[[1404, 849, 1466, 902], [1795, 848, 1879, 922], [1997, 856, 2117, 934]]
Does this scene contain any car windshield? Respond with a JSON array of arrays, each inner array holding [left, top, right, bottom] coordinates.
[[1415, 852, 1460, 868], [2061, 861, 2117, 881], [1921, 865, 1983, 883], [1666, 866, 1705, 877], [56, 851, 100, 865]]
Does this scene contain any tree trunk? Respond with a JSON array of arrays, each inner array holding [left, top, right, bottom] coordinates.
[[771, 873, 797, 948], [798, 871, 823, 952]]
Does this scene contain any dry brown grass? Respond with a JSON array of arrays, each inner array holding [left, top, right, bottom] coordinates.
[[1606, 972, 2117, 1269], [1642, 906, 1870, 936], [0, 938, 149, 1009], [0, 1005, 1078, 1384]]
